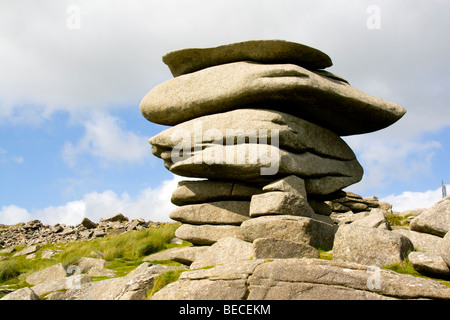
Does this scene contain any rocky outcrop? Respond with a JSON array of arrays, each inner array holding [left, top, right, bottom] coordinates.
[[150, 193, 450, 300], [0, 287, 39, 300], [0, 258, 187, 300], [410, 196, 450, 236], [25, 263, 68, 285], [54, 263, 185, 300], [3, 194, 450, 300], [408, 252, 450, 277], [333, 225, 414, 266], [0, 214, 157, 249], [441, 232, 450, 267], [10, 40, 450, 301], [152, 258, 450, 300], [139, 39, 407, 269]]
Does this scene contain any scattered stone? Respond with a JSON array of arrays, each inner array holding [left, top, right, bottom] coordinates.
[[101, 213, 129, 223], [408, 251, 450, 277], [89, 251, 104, 258], [0, 247, 15, 254], [410, 196, 450, 237], [169, 237, 183, 245], [78, 230, 92, 238], [26, 263, 68, 286], [333, 225, 414, 267], [51, 224, 63, 233], [398, 208, 425, 217], [393, 229, 443, 255], [0, 217, 157, 248], [88, 268, 117, 277], [81, 217, 98, 229], [44, 291, 66, 300], [13, 245, 40, 257], [41, 249, 56, 259], [77, 257, 110, 273], [58, 263, 185, 300], [0, 287, 14, 295], [152, 260, 263, 300], [93, 230, 106, 238], [22, 220, 42, 231], [32, 274, 92, 297], [59, 226, 75, 236], [0, 287, 39, 300], [126, 218, 147, 231]]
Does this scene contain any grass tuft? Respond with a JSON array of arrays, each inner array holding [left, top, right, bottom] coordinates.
[[0, 223, 181, 293], [146, 269, 184, 299]]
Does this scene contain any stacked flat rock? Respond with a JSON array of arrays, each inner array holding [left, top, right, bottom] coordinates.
[[140, 40, 406, 258]]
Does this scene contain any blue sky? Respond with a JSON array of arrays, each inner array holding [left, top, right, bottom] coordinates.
[[1, 0, 449, 225]]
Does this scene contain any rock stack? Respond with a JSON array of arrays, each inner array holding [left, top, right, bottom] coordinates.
[[140, 40, 406, 258]]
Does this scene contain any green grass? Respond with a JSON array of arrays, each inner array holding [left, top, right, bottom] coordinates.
[[55, 223, 180, 265], [385, 214, 416, 227], [383, 260, 420, 276], [146, 269, 185, 299], [102, 224, 179, 260], [0, 259, 22, 283], [318, 249, 333, 260], [0, 223, 182, 297], [383, 259, 450, 288]]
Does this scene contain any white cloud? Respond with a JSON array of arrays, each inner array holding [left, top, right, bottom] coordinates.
[[0, 147, 24, 165], [1, 0, 449, 134], [2, 0, 450, 143], [0, 205, 32, 225], [344, 134, 442, 194], [62, 112, 150, 166], [381, 186, 446, 213], [0, 174, 183, 226], [1, 0, 450, 215]]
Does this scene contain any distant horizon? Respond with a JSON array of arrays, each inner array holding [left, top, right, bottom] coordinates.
[[1, 1, 449, 225], [0, 176, 447, 226]]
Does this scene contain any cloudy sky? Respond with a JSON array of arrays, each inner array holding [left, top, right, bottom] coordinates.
[[1, 0, 449, 225]]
